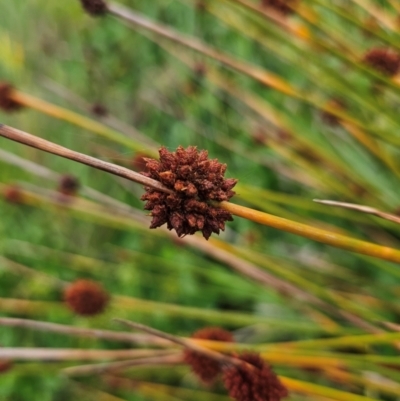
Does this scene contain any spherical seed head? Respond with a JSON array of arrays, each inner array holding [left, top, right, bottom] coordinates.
[[79, 0, 108, 16], [362, 48, 400, 76], [0, 82, 22, 112], [184, 327, 234, 384], [141, 146, 237, 240], [58, 174, 80, 196], [91, 103, 108, 117], [260, 0, 296, 15], [64, 280, 109, 316], [0, 360, 12, 374], [223, 352, 288, 401], [3, 185, 23, 204]]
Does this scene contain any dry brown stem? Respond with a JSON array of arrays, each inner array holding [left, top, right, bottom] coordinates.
[[0, 124, 172, 195]]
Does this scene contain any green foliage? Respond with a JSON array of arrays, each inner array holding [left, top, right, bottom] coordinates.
[[1, 0, 400, 400]]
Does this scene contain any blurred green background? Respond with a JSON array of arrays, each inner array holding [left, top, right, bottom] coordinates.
[[1, 0, 400, 400]]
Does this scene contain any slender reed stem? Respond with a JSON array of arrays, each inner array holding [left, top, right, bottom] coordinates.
[[0, 123, 172, 194], [113, 318, 242, 368], [219, 202, 400, 263]]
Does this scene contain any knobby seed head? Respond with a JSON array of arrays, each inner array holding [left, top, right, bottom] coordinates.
[[58, 174, 80, 196], [0, 82, 22, 112], [0, 360, 12, 374], [223, 352, 288, 401], [260, 0, 296, 15], [184, 327, 234, 384], [3, 185, 23, 204], [64, 280, 109, 316], [79, 0, 108, 16], [140, 146, 237, 240], [362, 48, 400, 76], [91, 103, 108, 117]]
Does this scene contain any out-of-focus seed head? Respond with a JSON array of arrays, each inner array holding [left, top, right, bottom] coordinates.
[[141, 146, 237, 240], [79, 0, 108, 16], [196, 0, 207, 12], [3, 185, 23, 204], [58, 174, 80, 196], [223, 352, 288, 401], [0, 360, 12, 374], [91, 103, 108, 117], [64, 280, 109, 316], [0, 83, 22, 112], [184, 327, 234, 384], [260, 0, 296, 15], [362, 48, 400, 76]]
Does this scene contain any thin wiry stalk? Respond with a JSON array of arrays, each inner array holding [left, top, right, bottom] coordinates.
[[0, 123, 172, 194]]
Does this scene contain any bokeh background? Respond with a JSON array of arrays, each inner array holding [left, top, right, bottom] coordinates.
[[1, 0, 400, 400]]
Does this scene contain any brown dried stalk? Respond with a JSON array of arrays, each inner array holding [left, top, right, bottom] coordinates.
[[0, 123, 172, 195], [0, 317, 171, 346], [314, 199, 400, 225], [113, 318, 244, 368], [0, 347, 171, 361], [62, 352, 181, 377]]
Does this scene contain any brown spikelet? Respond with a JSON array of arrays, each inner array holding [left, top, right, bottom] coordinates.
[[58, 174, 80, 196], [0, 360, 12, 374], [79, 0, 108, 16], [91, 103, 108, 117], [0, 82, 22, 112], [362, 48, 400, 77], [223, 352, 288, 401], [184, 327, 234, 384], [64, 280, 109, 316], [260, 0, 297, 15], [141, 146, 237, 240], [3, 185, 23, 204], [196, 1, 207, 12]]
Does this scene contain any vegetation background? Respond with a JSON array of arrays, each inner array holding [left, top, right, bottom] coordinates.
[[1, 0, 400, 400]]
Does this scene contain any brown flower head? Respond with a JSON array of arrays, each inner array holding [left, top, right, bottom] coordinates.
[[141, 146, 237, 240], [223, 352, 288, 401], [196, 0, 207, 12], [58, 174, 80, 196], [79, 0, 108, 16], [362, 48, 400, 76], [0, 360, 12, 374], [91, 103, 108, 117], [260, 0, 296, 15], [0, 82, 22, 112], [184, 327, 234, 384], [3, 185, 23, 204], [64, 280, 109, 316]]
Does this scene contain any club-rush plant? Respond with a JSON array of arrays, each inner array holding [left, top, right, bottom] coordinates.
[[1, 0, 400, 400]]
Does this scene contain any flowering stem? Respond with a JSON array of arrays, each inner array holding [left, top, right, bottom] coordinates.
[[1, 123, 399, 263]]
